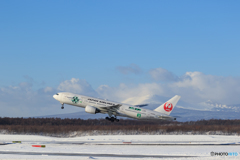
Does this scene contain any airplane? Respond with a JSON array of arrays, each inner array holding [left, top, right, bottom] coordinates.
[[53, 92, 181, 122]]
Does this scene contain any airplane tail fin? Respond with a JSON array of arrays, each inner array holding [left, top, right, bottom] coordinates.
[[154, 95, 181, 115]]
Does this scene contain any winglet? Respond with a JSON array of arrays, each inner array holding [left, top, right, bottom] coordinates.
[[154, 95, 181, 115]]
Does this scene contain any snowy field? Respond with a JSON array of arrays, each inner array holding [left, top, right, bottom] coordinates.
[[0, 134, 240, 159]]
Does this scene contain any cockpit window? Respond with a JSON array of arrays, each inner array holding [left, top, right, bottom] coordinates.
[[55, 93, 59, 95]]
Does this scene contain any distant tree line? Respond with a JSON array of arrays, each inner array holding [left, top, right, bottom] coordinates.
[[0, 117, 239, 135]]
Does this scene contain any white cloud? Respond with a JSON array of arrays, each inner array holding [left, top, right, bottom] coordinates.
[[57, 78, 97, 96], [0, 78, 98, 117], [44, 87, 53, 93], [97, 83, 165, 102], [96, 71, 240, 105], [116, 64, 143, 75], [1, 70, 240, 117], [149, 68, 178, 81], [0, 81, 80, 117], [169, 72, 240, 104], [0, 82, 53, 117]]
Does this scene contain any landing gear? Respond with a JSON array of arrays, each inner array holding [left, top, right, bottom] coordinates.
[[105, 117, 119, 122], [61, 103, 64, 109], [106, 111, 119, 122]]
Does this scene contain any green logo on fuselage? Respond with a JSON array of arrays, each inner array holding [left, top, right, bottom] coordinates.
[[72, 96, 79, 104], [137, 113, 141, 118]]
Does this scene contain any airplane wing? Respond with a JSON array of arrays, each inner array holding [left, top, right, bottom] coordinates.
[[98, 104, 122, 112], [134, 104, 148, 107]]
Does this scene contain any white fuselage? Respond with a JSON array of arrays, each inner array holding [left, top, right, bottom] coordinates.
[[53, 92, 175, 121]]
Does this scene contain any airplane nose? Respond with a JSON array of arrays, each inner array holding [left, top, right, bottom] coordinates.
[[53, 93, 60, 100]]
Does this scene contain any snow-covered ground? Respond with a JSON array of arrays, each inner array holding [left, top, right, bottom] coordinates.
[[0, 134, 240, 159]]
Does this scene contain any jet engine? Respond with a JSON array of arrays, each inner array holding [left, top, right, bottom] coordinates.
[[85, 105, 100, 114]]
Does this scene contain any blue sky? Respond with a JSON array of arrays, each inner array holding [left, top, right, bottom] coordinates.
[[1, 1, 240, 117]]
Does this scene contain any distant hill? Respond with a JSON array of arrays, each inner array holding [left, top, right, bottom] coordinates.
[[38, 111, 107, 119]]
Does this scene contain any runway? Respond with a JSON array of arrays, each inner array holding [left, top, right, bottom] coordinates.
[[2, 141, 240, 145], [0, 134, 239, 159], [0, 151, 197, 158]]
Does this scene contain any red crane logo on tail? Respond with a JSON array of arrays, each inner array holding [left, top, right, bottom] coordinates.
[[164, 102, 173, 112]]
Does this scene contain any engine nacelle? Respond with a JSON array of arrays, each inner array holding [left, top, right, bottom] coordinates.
[[85, 105, 100, 114]]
